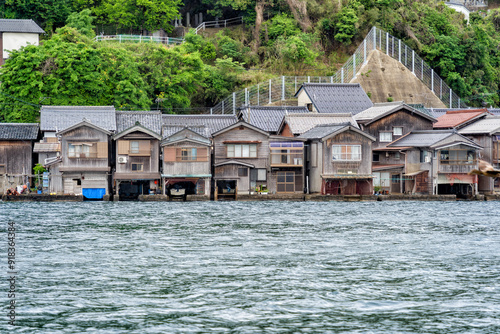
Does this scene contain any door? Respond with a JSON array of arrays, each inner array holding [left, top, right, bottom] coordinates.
[[277, 171, 295, 193]]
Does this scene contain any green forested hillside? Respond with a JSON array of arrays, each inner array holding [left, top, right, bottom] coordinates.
[[1, 0, 500, 122]]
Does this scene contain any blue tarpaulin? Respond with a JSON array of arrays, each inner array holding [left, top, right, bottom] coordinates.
[[82, 188, 106, 199]]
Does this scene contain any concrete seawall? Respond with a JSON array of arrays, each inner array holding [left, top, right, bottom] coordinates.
[[3, 193, 500, 202]]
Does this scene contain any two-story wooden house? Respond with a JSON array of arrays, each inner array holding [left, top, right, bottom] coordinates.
[[113, 122, 162, 200], [0, 123, 39, 193], [161, 127, 212, 199], [212, 121, 270, 199], [299, 124, 375, 195], [56, 120, 112, 199], [459, 116, 500, 193], [387, 130, 483, 196], [354, 102, 437, 194]]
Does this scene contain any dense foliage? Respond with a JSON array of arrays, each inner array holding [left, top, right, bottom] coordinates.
[[2, 0, 500, 122]]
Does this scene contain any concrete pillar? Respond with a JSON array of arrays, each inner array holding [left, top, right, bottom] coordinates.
[[186, 12, 191, 27]]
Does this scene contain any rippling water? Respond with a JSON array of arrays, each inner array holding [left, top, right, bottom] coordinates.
[[1, 201, 500, 333]]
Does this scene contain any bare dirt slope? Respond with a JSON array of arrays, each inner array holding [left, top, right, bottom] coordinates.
[[351, 50, 446, 108]]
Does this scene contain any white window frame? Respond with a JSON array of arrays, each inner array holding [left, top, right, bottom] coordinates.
[[332, 145, 362, 161], [379, 132, 393, 142], [393, 127, 403, 136], [227, 144, 257, 158]]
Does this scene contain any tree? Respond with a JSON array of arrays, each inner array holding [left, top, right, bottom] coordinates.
[[94, 0, 182, 32], [66, 9, 96, 38]]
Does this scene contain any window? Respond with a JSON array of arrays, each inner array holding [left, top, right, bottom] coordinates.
[[130, 141, 140, 154], [181, 148, 197, 161], [68, 143, 96, 158], [379, 132, 393, 142], [337, 169, 358, 174], [393, 127, 403, 136], [0, 164, 6, 174], [420, 150, 429, 163], [394, 152, 400, 160], [373, 153, 380, 162], [227, 144, 257, 158], [132, 163, 143, 171], [440, 149, 475, 165], [270, 142, 304, 166], [238, 168, 248, 177], [306, 103, 313, 112], [257, 169, 267, 181], [277, 171, 295, 193], [332, 145, 361, 161]]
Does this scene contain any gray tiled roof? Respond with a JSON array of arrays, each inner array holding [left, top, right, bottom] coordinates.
[[162, 114, 238, 136], [296, 83, 373, 114], [0, 19, 45, 34], [40, 106, 117, 132], [162, 125, 210, 139], [239, 106, 308, 133], [284, 113, 359, 135], [388, 130, 453, 147], [298, 124, 349, 140], [458, 116, 500, 135], [0, 123, 39, 140], [116, 111, 162, 134], [354, 102, 436, 123]]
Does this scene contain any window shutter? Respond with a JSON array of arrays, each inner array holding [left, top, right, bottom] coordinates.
[[164, 147, 176, 162], [96, 142, 108, 158], [139, 140, 150, 156], [197, 147, 208, 161], [117, 140, 129, 154]]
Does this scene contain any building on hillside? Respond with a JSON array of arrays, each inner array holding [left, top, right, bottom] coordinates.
[[238, 106, 309, 135], [387, 130, 483, 196], [433, 109, 490, 130], [278, 113, 358, 137], [113, 122, 161, 200], [294, 83, 373, 114], [54, 120, 112, 199], [458, 116, 500, 193], [0, 19, 44, 65], [161, 127, 212, 199], [299, 124, 375, 195], [354, 101, 436, 194], [0, 123, 39, 193]]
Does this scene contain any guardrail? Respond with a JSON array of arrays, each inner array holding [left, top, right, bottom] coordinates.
[[195, 17, 244, 34], [94, 35, 184, 45]]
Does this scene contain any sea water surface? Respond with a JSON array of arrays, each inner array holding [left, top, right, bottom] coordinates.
[[1, 201, 499, 333]]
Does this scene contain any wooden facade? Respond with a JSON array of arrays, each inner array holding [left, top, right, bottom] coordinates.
[[161, 128, 212, 198], [56, 121, 111, 198], [213, 121, 270, 197], [113, 123, 161, 199], [0, 140, 34, 193], [268, 136, 306, 194], [304, 126, 375, 195]]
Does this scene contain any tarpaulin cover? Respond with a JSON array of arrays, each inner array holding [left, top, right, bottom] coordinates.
[[82, 188, 106, 199]]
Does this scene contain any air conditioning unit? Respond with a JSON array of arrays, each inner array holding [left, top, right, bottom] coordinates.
[[118, 156, 127, 164], [425, 156, 431, 163]]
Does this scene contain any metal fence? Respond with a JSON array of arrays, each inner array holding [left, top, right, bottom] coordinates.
[[195, 17, 244, 34], [94, 35, 184, 45], [197, 26, 464, 115]]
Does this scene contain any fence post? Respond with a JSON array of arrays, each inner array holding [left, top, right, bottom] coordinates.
[[269, 79, 272, 104], [140, 35, 142, 43], [308, 76, 310, 83], [245, 88, 248, 106], [353, 54, 356, 78], [398, 39, 401, 63], [440, 80, 442, 99], [412, 50, 415, 74], [421, 59, 423, 80], [431, 69, 434, 93], [282, 76, 285, 100], [386, 32, 389, 55], [222, 101, 225, 114], [458, 98, 460, 108], [341, 68, 344, 84], [210, 108, 213, 115], [392, 37, 394, 57], [257, 84, 260, 105], [363, 39, 367, 64], [119, 35, 122, 43], [295, 77, 297, 94], [233, 92, 236, 114], [331, 76, 333, 83], [449, 88, 452, 108], [373, 27, 376, 50]]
